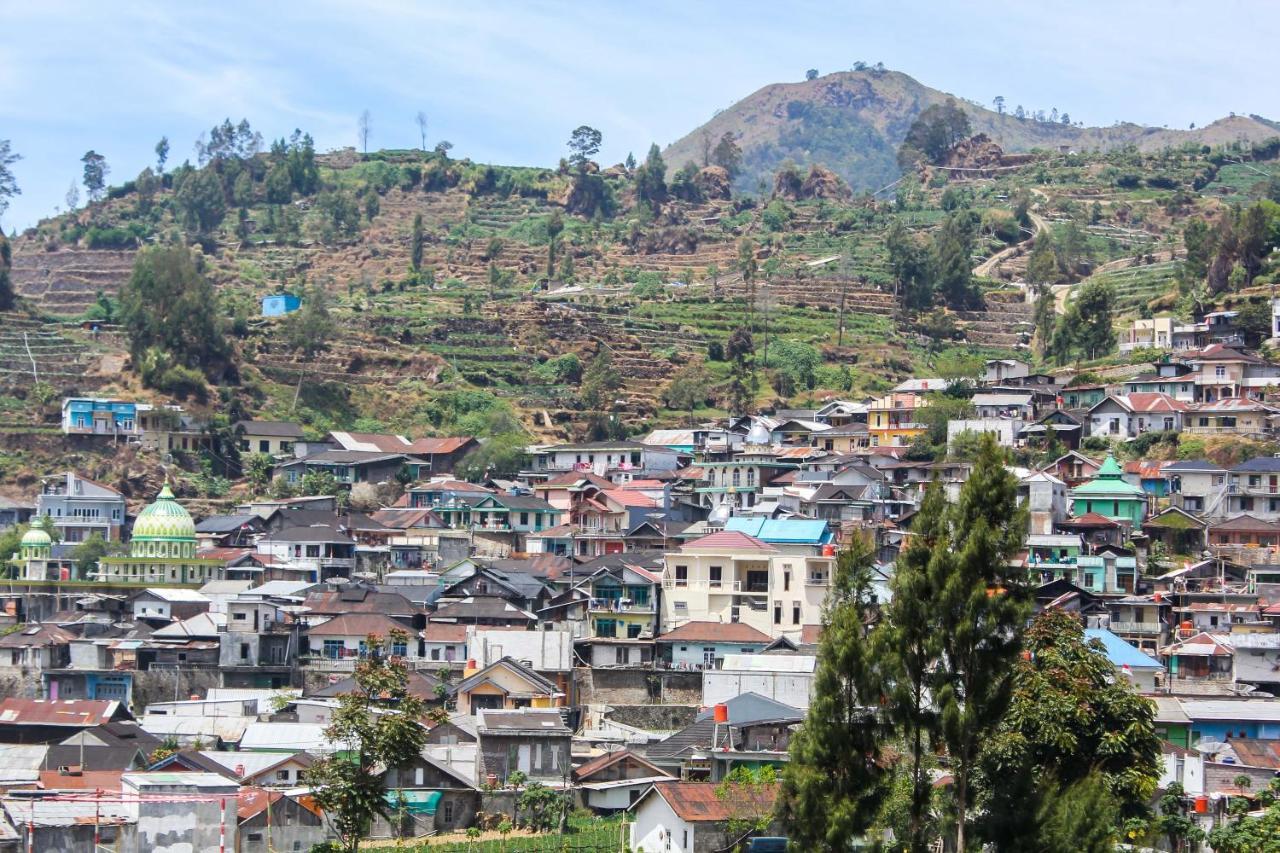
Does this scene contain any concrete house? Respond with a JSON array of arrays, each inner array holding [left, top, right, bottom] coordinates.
[[1087, 393, 1185, 438], [656, 622, 772, 669], [60, 397, 141, 437], [476, 708, 571, 785], [629, 781, 780, 853], [574, 749, 673, 813], [36, 472, 127, 543], [1165, 459, 1228, 517], [453, 657, 563, 715], [234, 420, 304, 457]]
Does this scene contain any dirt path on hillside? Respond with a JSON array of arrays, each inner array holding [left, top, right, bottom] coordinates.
[[972, 191, 1048, 279]]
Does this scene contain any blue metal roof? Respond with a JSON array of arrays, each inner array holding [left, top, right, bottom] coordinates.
[[724, 517, 832, 545], [1083, 628, 1163, 670]]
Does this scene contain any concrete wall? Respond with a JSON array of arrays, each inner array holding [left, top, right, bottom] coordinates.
[[702, 670, 814, 710], [1204, 761, 1276, 794], [606, 704, 700, 731], [131, 667, 223, 713], [575, 668, 701, 706]]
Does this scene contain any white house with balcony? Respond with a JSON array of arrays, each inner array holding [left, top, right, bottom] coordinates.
[[659, 530, 834, 639], [255, 525, 356, 583]]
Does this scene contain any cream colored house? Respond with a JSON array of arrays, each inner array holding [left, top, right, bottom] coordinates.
[[660, 530, 835, 640]]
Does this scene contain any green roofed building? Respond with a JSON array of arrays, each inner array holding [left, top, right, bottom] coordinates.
[[98, 486, 227, 585], [1069, 456, 1147, 527]]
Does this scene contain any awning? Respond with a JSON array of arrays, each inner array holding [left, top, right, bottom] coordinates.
[[385, 789, 442, 815]]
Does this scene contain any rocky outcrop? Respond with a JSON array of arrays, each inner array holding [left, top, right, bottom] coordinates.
[[695, 165, 732, 200]]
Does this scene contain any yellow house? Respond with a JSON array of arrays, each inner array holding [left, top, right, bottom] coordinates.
[[454, 656, 564, 715], [812, 423, 871, 454], [867, 393, 930, 447]]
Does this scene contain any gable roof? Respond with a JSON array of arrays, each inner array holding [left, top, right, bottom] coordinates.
[[656, 622, 772, 645], [1083, 628, 1163, 670], [573, 748, 670, 783], [643, 781, 779, 823], [454, 657, 559, 697], [0, 698, 122, 728], [306, 613, 410, 637], [680, 531, 776, 552], [1228, 738, 1280, 770], [477, 708, 570, 735], [1209, 514, 1280, 534], [234, 420, 305, 438], [1162, 459, 1225, 473]]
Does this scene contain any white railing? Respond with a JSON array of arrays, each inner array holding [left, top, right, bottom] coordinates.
[[1109, 621, 1162, 635]]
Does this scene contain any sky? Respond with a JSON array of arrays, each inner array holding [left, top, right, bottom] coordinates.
[[2, 0, 1278, 230]]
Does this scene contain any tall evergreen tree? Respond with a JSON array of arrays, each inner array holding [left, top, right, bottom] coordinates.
[[410, 213, 425, 272], [780, 533, 890, 851], [0, 232, 13, 312], [933, 211, 980, 309], [879, 481, 947, 851], [931, 433, 1029, 850]]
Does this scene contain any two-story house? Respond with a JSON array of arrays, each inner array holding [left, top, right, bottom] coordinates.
[[255, 525, 356, 582], [1181, 344, 1280, 402], [659, 530, 834, 640], [234, 420, 305, 457], [61, 398, 142, 437], [36, 472, 127, 543], [1225, 457, 1280, 522], [528, 440, 682, 484], [476, 709, 571, 785], [1185, 398, 1278, 439], [1087, 393, 1186, 438], [867, 393, 930, 448], [276, 450, 415, 487], [1165, 459, 1229, 517]]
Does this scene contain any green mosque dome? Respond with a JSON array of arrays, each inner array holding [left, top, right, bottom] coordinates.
[[131, 485, 197, 543], [20, 527, 51, 548]]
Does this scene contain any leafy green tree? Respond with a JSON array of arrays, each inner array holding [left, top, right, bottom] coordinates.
[[120, 245, 231, 382], [0, 525, 27, 564], [299, 469, 339, 497], [285, 286, 336, 360], [1032, 285, 1055, 356], [662, 362, 712, 425], [243, 453, 273, 490], [726, 326, 757, 414], [410, 213, 424, 272], [455, 433, 529, 482], [897, 99, 972, 168], [978, 609, 1161, 848], [36, 515, 60, 544], [1236, 299, 1273, 347], [766, 339, 820, 396], [1207, 779, 1280, 853], [886, 219, 932, 311], [711, 132, 743, 180], [1155, 783, 1205, 853], [932, 433, 1029, 850], [1026, 236, 1058, 285], [0, 139, 20, 225], [933, 211, 980, 310], [567, 125, 602, 170], [306, 632, 428, 853], [1057, 279, 1115, 361], [1030, 774, 1121, 853], [780, 534, 889, 851], [634, 143, 667, 206], [580, 349, 621, 412], [315, 190, 361, 244], [71, 533, 110, 576], [545, 209, 564, 278], [174, 167, 228, 239], [516, 782, 568, 831], [81, 150, 109, 202]]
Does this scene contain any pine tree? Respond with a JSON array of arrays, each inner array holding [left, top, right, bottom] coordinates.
[[780, 533, 890, 851], [931, 433, 1029, 850], [879, 481, 947, 851], [410, 213, 424, 272]]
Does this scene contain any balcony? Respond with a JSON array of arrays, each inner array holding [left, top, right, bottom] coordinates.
[[587, 599, 654, 614], [1109, 621, 1163, 635], [805, 574, 829, 587], [660, 578, 769, 595]]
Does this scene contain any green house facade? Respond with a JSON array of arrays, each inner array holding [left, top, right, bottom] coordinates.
[[1069, 456, 1147, 527]]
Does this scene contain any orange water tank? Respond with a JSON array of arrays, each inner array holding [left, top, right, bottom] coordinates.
[[822, 544, 835, 557], [1194, 796, 1208, 814], [713, 703, 729, 723]]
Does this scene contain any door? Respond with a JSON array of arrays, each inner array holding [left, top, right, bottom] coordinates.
[[518, 744, 532, 774]]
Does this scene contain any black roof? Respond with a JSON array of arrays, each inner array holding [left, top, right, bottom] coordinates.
[[1232, 457, 1280, 473], [234, 420, 305, 438], [195, 514, 262, 534]]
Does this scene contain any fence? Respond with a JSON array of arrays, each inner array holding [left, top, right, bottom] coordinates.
[[397, 818, 628, 852]]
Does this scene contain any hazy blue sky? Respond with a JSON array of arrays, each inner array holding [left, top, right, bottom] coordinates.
[[3, 0, 1277, 229]]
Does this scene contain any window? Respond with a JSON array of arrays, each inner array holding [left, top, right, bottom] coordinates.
[[673, 601, 687, 613], [703, 647, 717, 667], [1215, 366, 1226, 378], [431, 648, 441, 660], [444, 802, 454, 823], [276, 770, 290, 782], [239, 643, 250, 660], [520, 512, 529, 526], [783, 570, 790, 591], [675, 566, 688, 587], [792, 602, 801, 625], [774, 603, 782, 625], [415, 767, 424, 786], [392, 639, 408, 657], [259, 440, 270, 453], [709, 566, 722, 588]]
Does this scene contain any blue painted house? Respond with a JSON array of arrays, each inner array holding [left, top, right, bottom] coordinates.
[[262, 293, 302, 317], [61, 398, 141, 436]]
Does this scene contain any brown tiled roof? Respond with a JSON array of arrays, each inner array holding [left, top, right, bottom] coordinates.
[[0, 624, 75, 649], [37, 769, 124, 791], [1228, 738, 1280, 769], [421, 623, 467, 643], [800, 624, 823, 645], [1060, 512, 1121, 529], [651, 781, 779, 822], [303, 590, 419, 616], [540, 471, 614, 489], [572, 748, 669, 782], [657, 622, 772, 644], [306, 613, 410, 637], [1210, 514, 1280, 534]]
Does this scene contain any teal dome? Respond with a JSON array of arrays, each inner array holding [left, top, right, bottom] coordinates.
[[20, 527, 51, 548]]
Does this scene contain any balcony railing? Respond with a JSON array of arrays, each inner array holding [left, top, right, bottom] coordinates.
[[661, 578, 769, 594], [805, 575, 829, 586], [1109, 621, 1163, 635]]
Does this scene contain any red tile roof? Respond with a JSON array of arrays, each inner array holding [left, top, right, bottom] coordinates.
[[657, 621, 772, 644], [602, 489, 658, 509], [0, 698, 122, 728], [238, 787, 285, 820], [1060, 512, 1121, 528], [651, 781, 779, 822], [540, 471, 614, 489], [681, 531, 776, 551], [1124, 392, 1187, 413]]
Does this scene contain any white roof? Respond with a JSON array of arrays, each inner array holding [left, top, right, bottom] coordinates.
[[139, 588, 210, 603], [719, 654, 816, 673], [1026, 534, 1082, 548], [150, 611, 225, 638], [239, 722, 354, 753], [197, 750, 303, 777], [893, 378, 951, 393], [205, 687, 300, 704], [0, 745, 48, 771], [1, 797, 132, 828], [139, 715, 252, 743], [972, 393, 1035, 407], [1178, 699, 1280, 723], [246, 581, 317, 598], [642, 429, 696, 446]]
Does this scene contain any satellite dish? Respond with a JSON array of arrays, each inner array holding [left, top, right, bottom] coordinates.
[[1195, 740, 1227, 755]]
